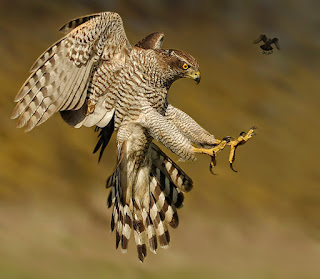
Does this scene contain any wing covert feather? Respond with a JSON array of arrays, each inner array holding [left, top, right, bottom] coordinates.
[[135, 32, 164, 50]]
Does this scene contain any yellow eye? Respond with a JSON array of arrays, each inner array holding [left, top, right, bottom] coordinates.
[[182, 63, 189, 70]]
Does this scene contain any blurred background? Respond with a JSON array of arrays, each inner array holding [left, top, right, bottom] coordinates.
[[1, 0, 320, 278]]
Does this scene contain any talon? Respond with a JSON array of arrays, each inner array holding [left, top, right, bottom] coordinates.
[[209, 156, 217, 175], [222, 136, 233, 143], [227, 127, 257, 172], [228, 143, 237, 171], [230, 162, 238, 172], [194, 127, 256, 174]]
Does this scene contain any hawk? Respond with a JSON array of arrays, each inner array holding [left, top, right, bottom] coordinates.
[[11, 12, 255, 262]]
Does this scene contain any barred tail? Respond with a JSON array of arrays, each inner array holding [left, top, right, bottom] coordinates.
[[150, 143, 193, 193], [106, 143, 193, 262]]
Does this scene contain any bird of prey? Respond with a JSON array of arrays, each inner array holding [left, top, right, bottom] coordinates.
[[253, 34, 280, 54], [11, 12, 255, 262]]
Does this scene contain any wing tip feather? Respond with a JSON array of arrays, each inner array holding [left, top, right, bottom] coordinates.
[[58, 13, 101, 34]]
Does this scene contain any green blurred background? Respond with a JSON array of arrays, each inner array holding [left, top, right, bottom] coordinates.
[[1, 0, 320, 278]]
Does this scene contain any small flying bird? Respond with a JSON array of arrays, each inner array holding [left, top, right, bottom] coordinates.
[[254, 34, 280, 54]]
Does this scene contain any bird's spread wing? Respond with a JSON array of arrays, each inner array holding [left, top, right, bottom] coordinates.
[[253, 34, 267, 44], [11, 12, 132, 132], [135, 32, 164, 49], [58, 13, 102, 34], [272, 38, 280, 50]]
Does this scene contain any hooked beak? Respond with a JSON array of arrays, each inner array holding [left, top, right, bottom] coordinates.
[[195, 73, 201, 84], [187, 70, 201, 84]]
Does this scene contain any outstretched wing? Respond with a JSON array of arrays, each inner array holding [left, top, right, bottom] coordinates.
[[272, 38, 280, 50], [253, 34, 267, 44], [58, 13, 101, 34], [11, 12, 132, 132], [135, 32, 164, 49]]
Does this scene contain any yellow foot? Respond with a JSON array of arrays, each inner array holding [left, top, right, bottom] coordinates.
[[228, 127, 256, 172], [193, 127, 257, 174], [193, 137, 231, 174]]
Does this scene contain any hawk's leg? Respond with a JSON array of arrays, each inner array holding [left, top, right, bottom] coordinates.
[[193, 127, 256, 173]]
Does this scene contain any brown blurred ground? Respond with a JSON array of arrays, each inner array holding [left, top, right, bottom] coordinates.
[[1, 0, 320, 278]]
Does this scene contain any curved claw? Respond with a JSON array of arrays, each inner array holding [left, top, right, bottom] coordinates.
[[209, 156, 217, 175], [222, 136, 233, 143], [230, 162, 238, 173], [240, 131, 246, 137], [209, 162, 216, 175]]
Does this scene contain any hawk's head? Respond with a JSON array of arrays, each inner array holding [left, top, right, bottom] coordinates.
[[164, 49, 201, 84]]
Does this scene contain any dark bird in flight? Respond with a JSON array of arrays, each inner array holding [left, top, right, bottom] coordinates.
[[254, 34, 280, 54]]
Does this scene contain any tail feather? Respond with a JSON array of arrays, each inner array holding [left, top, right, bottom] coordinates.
[[165, 199, 179, 228], [113, 168, 124, 249], [151, 165, 184, 209], [106, 142, 193, 261], [150, 143, 193, 192], [115, 203, 123, 249], [150, 173, 179, 228], [142, 208, 158, 254], [121, 205, 133, 253], [133, 200, 147, 262], [107, 186, 115, 208], [150, 193, 170, 249], [110, 202, 117, 232], [106, 173, 116, 208]]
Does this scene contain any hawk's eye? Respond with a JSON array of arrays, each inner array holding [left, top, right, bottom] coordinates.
[[182, 63, 189, 70]]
